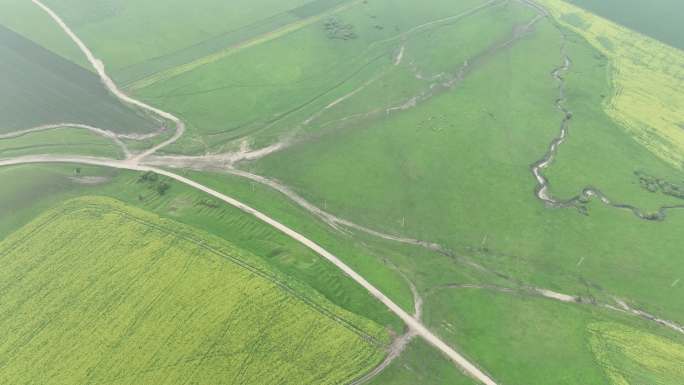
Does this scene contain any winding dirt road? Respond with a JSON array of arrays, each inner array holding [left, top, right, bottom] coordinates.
[[15, 0, 683, 380], [0, 2, 501, 384], [30, 0, 185, 162], [0, 154, 499, 385]]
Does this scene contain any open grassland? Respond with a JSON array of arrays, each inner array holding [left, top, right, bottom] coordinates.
[[134, 0, 516, 154], [539, 0, 684, 169], [541, 24, 684, 212], [38, 0, 355, 84], [250, 2, 684, 328], [589, 322, 684, 385], [0, 127, 122, 159], [123, 0, 364, 90], [424, 288, 684, 385], [0, 196, 386, 385], [567, 0, 684, 51], [3, 0, 684, 382], [368, 339, 479, 385], [0, 23, 157, 134]]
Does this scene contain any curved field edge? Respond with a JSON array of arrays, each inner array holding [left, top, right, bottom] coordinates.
[[0, 196, 388, 385], [423, 286, 684, 385], [0, 164, 407, 333], [0, 127, 124, 159], [566, 0, 684, 51], [539, 0, 684, 169], [588, 322, 684, 385]]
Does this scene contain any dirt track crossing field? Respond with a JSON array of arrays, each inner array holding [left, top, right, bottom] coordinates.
[[1, 2, 502, 384]]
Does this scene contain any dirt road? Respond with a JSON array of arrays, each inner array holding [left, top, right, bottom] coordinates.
[[31, 0, 185, 161], [7, 3, 504, 383], [0, 154, 498, 385]]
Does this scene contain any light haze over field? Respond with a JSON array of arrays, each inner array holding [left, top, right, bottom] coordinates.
[[0, 0, 683, 384]]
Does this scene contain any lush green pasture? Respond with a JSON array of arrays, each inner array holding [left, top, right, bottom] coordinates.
[[544, 31, 684, 210], [250, 5, 684, 329], [0, 127, 122, 159], [0, 196, 386, 384], [568, 0, 684, 51], [424, 288, 684, 385], [369, 339, 478, 385], [2, 0, 684, 382], [134, 0, 491, 154], [38, 0, 354, 83], [0, 23, 156, 134]]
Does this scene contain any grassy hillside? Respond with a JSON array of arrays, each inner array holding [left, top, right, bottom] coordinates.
[[0, 127, 123, 159], [247, 0, 684, 326], [37, 0, 353, 83], [368, 339, 479, 385], [1, 0, 683, 383], [567, 0, 684, 51], [134, 0, 508, 154], [424, 288, 684, 385], [0, 196, 386, 384], [0, 24, 157, 134]]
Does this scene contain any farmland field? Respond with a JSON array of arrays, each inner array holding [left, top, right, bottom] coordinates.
[[0, 196, 386, 384], [0, 127, 123, 159], [0, 23, 157, 134], [567, 0, 684, 50], [36, 0, 357, 84], [1, 0, 684, 384]]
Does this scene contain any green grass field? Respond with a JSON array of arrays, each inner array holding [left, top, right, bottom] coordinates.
[[0, 23, 157, 134], [131, 0, 495, 154], [37, 0, 353, 83], [0, 127, 123, 159], [423, 288, 684, 385], [368, 339, 479, 385], [1, 0, 684, 383], [247, 1, 684, 327], [0, 196, 386, 384]]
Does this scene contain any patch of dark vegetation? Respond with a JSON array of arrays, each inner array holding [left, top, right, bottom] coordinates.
[[137, 171, 171, 195], [324, 17, 357, 40], [196, 198, 220, 209], [636, 171, 684, 199]]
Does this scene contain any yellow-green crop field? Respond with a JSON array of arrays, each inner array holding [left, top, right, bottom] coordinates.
[[0, 197, 386, 385], [589, 322, 684, 385], [540, 0, 684, 168]]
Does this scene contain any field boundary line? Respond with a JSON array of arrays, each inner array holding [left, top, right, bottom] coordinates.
[[125, 0, 365, 92], [0, 155, 499, 385]]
